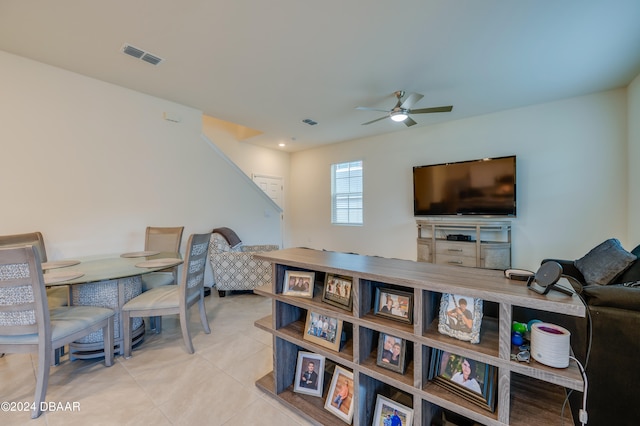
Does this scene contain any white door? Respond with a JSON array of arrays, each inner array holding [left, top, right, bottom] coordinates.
[[253, 174, 284, 209]]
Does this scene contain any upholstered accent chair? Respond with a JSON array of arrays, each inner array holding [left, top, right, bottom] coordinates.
[[122, 233, 211, 356], [0, 245, 114, 419], [209, 227, 279, 297]]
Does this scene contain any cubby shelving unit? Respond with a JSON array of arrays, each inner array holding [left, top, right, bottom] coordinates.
[[254, 248, 583, 426]]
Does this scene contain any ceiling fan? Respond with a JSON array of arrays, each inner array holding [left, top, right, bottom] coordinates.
[[356, 91, 453, 127]]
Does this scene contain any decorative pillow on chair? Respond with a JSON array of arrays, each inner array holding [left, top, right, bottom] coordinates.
[[574, 239, 637, 286]]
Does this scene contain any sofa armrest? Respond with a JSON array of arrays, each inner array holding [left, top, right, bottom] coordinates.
[[582, 284, 640, 311]]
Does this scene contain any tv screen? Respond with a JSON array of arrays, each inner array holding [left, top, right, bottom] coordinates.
[[413, 156, 516, 216]]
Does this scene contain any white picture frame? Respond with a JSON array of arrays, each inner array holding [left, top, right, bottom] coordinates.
[[324, 365, 354, 424], [372, 394, 414, 426], [293, 351, 325, 397]]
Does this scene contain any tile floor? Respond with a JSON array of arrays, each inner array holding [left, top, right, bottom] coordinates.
[[0, 292, 314, 425]]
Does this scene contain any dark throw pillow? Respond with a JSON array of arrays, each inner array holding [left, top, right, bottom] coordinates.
[[574, 238, 637, 286]]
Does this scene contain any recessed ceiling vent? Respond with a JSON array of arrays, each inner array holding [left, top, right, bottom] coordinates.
[[122, 44, 164, 66]]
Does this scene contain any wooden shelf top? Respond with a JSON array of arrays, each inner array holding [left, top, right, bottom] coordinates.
[[255, 248, 585, 318]]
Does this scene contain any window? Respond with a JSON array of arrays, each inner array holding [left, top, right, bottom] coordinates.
[[331, 160, 363, 225]]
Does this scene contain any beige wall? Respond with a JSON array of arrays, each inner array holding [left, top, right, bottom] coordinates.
[[201, 115, 291, 247], [628, 73, 640, 244], [0, 51, 281, 268], [289, 89, 632, 270]]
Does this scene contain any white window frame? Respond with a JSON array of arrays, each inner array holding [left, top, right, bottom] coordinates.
[[331, 160, 363, 225]]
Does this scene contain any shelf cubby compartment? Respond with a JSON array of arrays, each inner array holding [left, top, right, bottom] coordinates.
[[357, 326, 415, 390], [256, 358, 355, 426], [358, 373, 415, 426], [359, 279, 418, 336], [421, 377, 500, 426]]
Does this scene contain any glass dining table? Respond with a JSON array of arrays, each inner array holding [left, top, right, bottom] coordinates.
[[43, 251, 182, 359]]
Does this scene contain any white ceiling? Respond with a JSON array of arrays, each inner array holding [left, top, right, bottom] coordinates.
[[1, 0, 639, 152]]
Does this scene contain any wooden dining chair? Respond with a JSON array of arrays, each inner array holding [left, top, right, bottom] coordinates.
[[140, 226, 184, 291], [140, 226, 184, 332], [0, 232, 69, 363], [122, 233, 211, 357], [0, 245, 115, 419], [0, 232, 69, 309]]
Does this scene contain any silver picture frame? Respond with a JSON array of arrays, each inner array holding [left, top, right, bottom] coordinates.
[[437, 293, 483, 344]]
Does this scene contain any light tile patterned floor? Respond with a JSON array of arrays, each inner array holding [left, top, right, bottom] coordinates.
[[0, 292, 313, 425]]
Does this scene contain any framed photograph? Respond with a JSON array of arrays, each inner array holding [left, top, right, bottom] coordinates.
[[376, 333, 407, 374], [374, 287, 413, 324], [428, 349, 497, 412], [283, 270, 315, 298], [322, 273, 353, 311], [293, 351, 325, 397], [372, 394, 414, 426], [437, 293, 483, 344], [324, 365, 355, 424], [303, 311, 343, 352]]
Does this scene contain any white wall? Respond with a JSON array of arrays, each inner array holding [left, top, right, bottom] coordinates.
[[289, 89, 631, 270], [0, 51, 281, 264], [201, 116, 291, 247]]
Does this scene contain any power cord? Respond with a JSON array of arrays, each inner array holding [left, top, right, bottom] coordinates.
[[561, 288, 592, 425], [569, 356, 589, 425]]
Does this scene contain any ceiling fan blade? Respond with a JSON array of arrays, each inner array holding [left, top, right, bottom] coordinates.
[[355, 106, 391, 113], [404, 117, 418, 127], [409, 105, 453, 114], [400, 92, 424, 110], [361, 116, 389, 125]]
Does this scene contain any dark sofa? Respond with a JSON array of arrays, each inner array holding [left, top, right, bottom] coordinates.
[[540, 241, 640, 426]]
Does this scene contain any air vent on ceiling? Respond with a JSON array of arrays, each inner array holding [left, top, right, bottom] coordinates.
[[122, 44, 164, 66], [302, 119, 318, 126]]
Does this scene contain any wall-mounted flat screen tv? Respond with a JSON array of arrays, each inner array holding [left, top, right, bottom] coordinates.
[[413, 155, 516, 216]]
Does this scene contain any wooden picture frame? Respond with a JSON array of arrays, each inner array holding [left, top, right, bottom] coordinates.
[[322, 273, 353, 311], [374, 287, 413, 324], [303, 311, 343, 352], [437, 293, 483, 344], [324, 365, 355, 424], [428, 349, 497, 413], [376, 332, 407, 374], [372, 394, 414, 426], [283, 270, 315, 298], [293, 351, 325, 397]]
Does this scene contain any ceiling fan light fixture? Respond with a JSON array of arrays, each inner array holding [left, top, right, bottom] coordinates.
[[390, 111, 408, 122]]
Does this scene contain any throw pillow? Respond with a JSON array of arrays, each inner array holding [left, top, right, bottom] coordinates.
[[616, 244, 640, 284], [574, 239, 637, 286]]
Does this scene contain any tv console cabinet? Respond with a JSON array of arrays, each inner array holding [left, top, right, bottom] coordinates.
[[253, 248, 583, 426], [417, 220, 511, 270]]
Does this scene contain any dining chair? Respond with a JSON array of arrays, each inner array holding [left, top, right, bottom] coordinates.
[[0, 245, 115, 419], [140, 226, 184, 291], [0, 232, 69, 309], [0, 232, 69, 363], [122, 232, 211, 357], [140, 226, 184, 332]]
